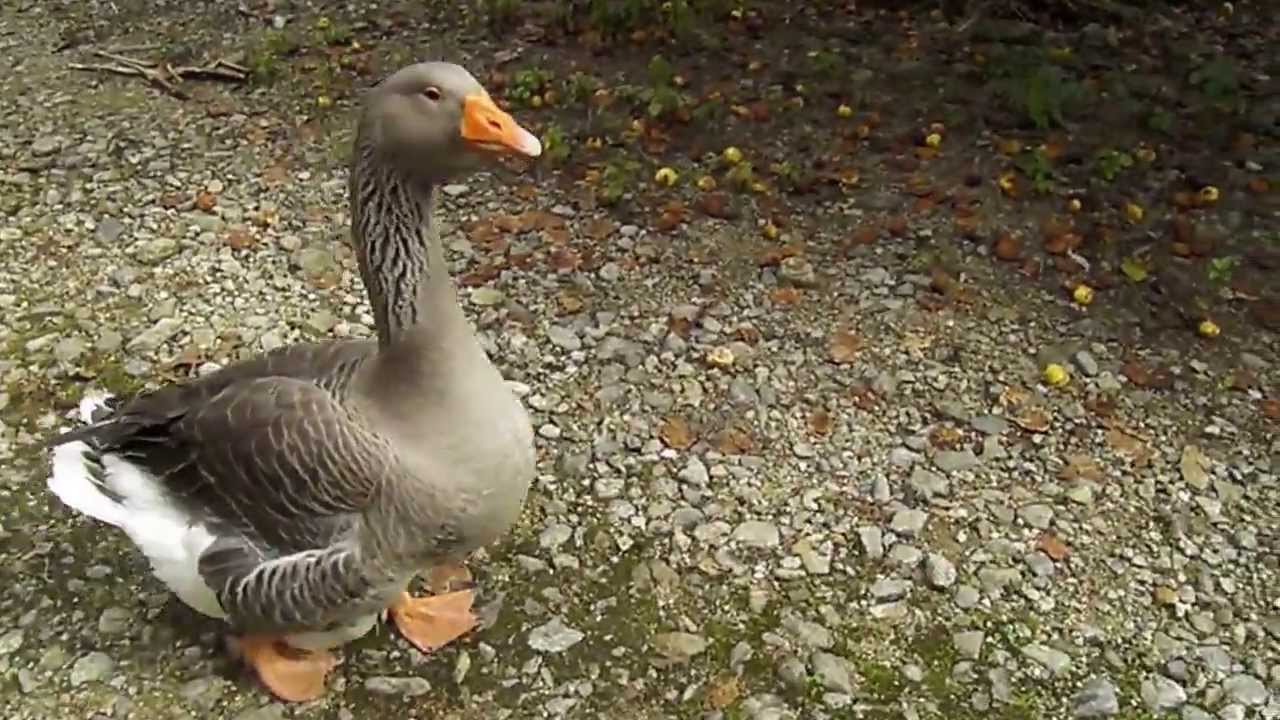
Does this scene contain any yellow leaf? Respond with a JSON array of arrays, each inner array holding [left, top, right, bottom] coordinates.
[[1120, 257, 1149, 282]]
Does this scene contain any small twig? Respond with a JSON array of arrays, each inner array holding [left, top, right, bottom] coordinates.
[[70, 51, 247, 100], [105, 43, 160, 54], [93, 49, 156, 69]]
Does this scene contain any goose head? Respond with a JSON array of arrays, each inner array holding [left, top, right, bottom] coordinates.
[[362, 61, 542, 183]]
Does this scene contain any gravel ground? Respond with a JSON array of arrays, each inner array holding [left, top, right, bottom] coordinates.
[[2, 5, 1279, 720]]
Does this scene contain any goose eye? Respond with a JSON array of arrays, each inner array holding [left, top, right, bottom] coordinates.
[[423, 86, 442, 101]]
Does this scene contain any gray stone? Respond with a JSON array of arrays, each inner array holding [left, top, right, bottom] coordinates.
[[364, 675, 431, 696], [1018, 503, 1054, 529], [971, 414, 1009, 435], [953, 631, 985, 659], [97, 606, 132, 635], [1073, 677, 1120, 717], [782, 616, 833, 649], [69, 651, 114, 686], [527, 617, 585, 653], [678, 457, 709, 485], [933, 449, 979, 473], [870, 577, 912, 601], [1222, 674, 1267, 705], [733, 520, 781, 548], [1141, 675, 1187, 711], [811, 652, 855, 693], [925, 553, 957, 589], [135, 238, 179, 264], [890, 509, 927, 536], [1180, 706, 1214, 720], [1074, 350, 1100, 376], [127, 317, 183, 352], [859, 526, 884, 559], [909, 467, 949, 500], [95, 217, 126, 242], [652, 632, 708, 663], [1021, 643, 1072, 676], [546, 325, 582, 351]]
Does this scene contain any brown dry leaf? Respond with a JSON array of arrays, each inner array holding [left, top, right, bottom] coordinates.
[[954, 214, 981, 238], [928, 425, 963, 449], [543, 226, 571, 244], [696, 192, 736, 219], [1043, 232, 1082, 255], [1120, 361, 1171, 389], [655, 208, 684, 233], [1036, 532, 1070, 561], [808, 409, 833, 436], [548, 247, 581, 272], [712, 425, 755, 454], [1105, 428, 1147, 458], [1262, 398, 1280, 420], [757, 244, 800, 267], [770, 287, 802, 305], [556, 291, 584, 314], [1059, 453, 1103, 482], [160, 192, 185, 209], [1012, 407, 1052, 433], [225, 225, 255, 250], [828, 330, 861, 364], [886, 215, 908, 237], [852, 224, 880, 245], [993, 232, 1022, 261], [704, 674, 741, 710], [658, 416, 696, 450], [582, 217, 617, 240], [193, 188, 216, 210], [262, 163, 290, 187]]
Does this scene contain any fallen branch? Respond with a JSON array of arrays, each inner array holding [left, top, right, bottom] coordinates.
[[68, 51, 248, 100]]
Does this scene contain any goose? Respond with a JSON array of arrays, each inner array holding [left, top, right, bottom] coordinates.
[[45, 61, 544, 702]]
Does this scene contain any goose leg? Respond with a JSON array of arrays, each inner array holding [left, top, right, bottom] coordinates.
[[388, 589, 478, 654], [237, 635, 337, 702]]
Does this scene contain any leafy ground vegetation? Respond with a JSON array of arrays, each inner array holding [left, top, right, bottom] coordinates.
[[0, 1, 1277, 719]]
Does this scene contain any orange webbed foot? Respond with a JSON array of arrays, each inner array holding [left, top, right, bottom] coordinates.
[[236, 635, 337, 702]]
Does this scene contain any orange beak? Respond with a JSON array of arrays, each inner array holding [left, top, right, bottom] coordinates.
[[460, 94, 542, 158]]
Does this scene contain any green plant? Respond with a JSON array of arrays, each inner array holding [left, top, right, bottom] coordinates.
[[563, 72, 603, 104], [311, 16, 352, 46], [599, 158, 640, 205], [1190, 58, 1241, 112], [540, 124, 571, 165], [246, 30, 299, 85], [1014, 147, 1055, 193], [987, 47, 1081, 130], [1094, 148, 1133, 182], [483, 0, 522, 27], [640, 54, 686, 119], [509, 67, 552, 107], [1207, 255, 1239, 286], [1146, 109, 1174, 134]]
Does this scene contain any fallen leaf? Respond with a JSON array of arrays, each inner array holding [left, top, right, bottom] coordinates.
[[1120, 361, 1171, 389], [993, 232, 1022, 261], [1179, 445, 1210, 489], [1120, 256, 1149, 282], [262, 163, 290, 187], [1036, 532, 1070, 561], [582, 217, 617, 240], [807, 409, 833, 436], [556, 291, 584, 314], [1262, 398, 1280, 420], [1059, 453, 1103, 482], [225, 225, 255, 250], [1012, 407, 1052, 433], [886, 215, 908, 237], [712, 426, 755, 454], [548, 247, 581, 272], [704, 674, 741, 710], [770, 287, 801, 305], [928, 424, 963, 449], [1105, 428, 1149, 463], [658, 416, 695, 450], [828, 330, 861, 364]]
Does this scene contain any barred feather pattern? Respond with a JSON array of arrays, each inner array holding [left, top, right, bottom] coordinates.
[[351, 138, 437, 348]]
